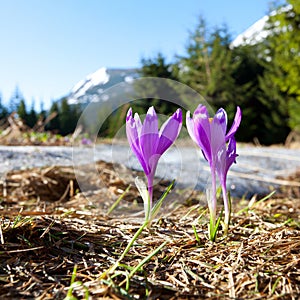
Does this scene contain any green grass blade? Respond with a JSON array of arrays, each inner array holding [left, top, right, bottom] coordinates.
[[64, 265, 78, 300], [228, 190, 232, 224], [128, 241, 167, 280], [151, 180, 175, 220], [209, 208, 223, 242], [216, 185, 222, 198], [192, 225, 200, 244], [107, 185, 131, 215], [271, 276, 281, 294], [101, 219, 150, 279], [237, 190, 276, 215]]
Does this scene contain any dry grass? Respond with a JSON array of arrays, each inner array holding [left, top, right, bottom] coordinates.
[[0, 161, 299, 299]]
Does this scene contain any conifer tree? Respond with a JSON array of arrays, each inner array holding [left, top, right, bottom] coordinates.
[[257, 0, 300, 139], [179, 19, 239, 108], [47, 101, 60, 132], [137, 52, 180, 115], [17, 99, 28, 123], [205, 26, 239, 108], [27, 103, 38, 128], [231, 44, 267, 142], [179, 17, 210, 94], [266, 0, 300, 99], [9, 86, 23, 113], [140, 53, 178, 80], [269, 0, 300, 131], [59, 98, 78, 135], [0, 94, 8, 120]]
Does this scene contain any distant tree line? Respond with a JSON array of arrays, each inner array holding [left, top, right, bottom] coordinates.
[[0, 87, 81, 136]]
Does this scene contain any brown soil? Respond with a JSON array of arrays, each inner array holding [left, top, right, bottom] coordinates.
[[0, 161, 299, 299]]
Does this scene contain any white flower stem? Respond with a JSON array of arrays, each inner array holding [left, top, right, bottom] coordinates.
[[221, 182, 230, 235]]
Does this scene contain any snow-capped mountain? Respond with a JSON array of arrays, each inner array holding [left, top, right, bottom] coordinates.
[[68, 67, 139, 105], [230, 15, 270, 47], [231, 4, 292, 47]]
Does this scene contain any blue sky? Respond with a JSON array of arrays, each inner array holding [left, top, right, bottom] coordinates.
[[0, 0, 282, 109]]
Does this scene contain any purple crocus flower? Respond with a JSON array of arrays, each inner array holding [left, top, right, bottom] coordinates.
[[81, 137, 92, 145], [186, 104, 241, 234], [126, 106, 182, 217]]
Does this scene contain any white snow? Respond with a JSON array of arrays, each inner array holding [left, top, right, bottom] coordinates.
[[70, 67, 110, 98], [71, 79, 86, 93], [67, 97, 78, 105], [231, 15, 270, 47], [74, 81, 93, 98], [101, 94, 109, 102], [124, 75, 134, 83], [86, 67, 110, 86], [231, 4, 293, 48], [68, 67, 138, 104]]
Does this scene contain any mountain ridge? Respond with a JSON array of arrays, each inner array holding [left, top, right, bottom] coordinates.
[[68, 67, 139, 105]]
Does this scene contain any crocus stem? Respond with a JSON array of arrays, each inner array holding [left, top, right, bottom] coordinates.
[[210, 163, 217, 226], [147, 176, 154, 216], [221, 183, 230, 235]]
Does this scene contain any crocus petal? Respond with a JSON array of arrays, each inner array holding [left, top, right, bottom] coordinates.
[[134, 112, 142, 138], [225, 106, 242, 141], [216, 137, 237, 184], [188, 104, 212, 161], [225, 137, 238, 174], [126, 107, 133, 122], [216, 143, 227, 185], [215, 108, 227, 136], [157, 108, 182, 155], [193, 105, 211, 138], [193, 104, 209, 119], [186, 111, 197, 143], [126, 109, 139, 152], [194, 115, 212, 162], [147, 154, 160, 185], [210, 116, 226, 162], [126, 108, 149, 175], [194, 105, 211, 146], [140, 106, 159, 175]]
